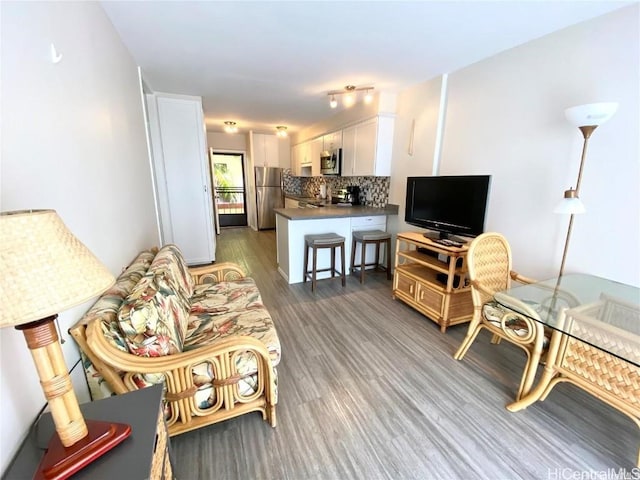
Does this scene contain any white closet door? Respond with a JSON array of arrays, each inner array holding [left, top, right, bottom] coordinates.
[[152, 95, 215, 264]]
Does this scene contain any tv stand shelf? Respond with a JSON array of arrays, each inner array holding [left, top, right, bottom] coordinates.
[[392, 232, 473, 332]]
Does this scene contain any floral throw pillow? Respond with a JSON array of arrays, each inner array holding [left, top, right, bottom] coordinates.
[[148, 244, 195, 300], [118, 272, 190, 357]]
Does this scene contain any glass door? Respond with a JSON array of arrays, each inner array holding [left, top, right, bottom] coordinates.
[[210, 151, 247, 228]]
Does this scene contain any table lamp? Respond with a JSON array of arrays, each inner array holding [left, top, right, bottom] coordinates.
[[0, 210, 130, 480], [554, 102, 618, 277]]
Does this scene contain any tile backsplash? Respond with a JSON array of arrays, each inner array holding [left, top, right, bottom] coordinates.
[[282, 170, 390, 207]]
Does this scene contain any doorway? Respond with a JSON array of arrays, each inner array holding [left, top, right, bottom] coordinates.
[[210, 151, 248, 228]]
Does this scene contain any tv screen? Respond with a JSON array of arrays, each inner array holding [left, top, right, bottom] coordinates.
[[405, 175, 491, 240]]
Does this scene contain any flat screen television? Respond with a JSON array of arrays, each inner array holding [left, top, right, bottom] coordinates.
[[405, 175, 491, 241]]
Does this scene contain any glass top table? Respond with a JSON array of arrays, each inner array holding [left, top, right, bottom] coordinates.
[[494, 273, 640, 367]]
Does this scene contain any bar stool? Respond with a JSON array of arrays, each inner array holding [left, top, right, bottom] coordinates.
[[350, 230, 392, 283], [303, 233, 346, 292]]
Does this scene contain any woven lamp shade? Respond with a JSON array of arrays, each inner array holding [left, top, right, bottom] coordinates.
[[0, 210, 115, 327]]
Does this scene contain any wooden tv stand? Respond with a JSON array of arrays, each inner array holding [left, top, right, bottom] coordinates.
[[392, 232, 473, 332]]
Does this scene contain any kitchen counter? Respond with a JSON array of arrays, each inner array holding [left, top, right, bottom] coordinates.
[[274, 203, 398, 284], [275, 204, 399, 220]]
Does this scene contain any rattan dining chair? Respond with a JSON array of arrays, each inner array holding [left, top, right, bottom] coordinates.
[[453, 232, 548, 401]]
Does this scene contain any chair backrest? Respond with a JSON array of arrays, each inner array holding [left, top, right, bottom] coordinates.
[[467, 232, 513, 307]]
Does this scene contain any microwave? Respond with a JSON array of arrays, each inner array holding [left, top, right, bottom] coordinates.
[[320, 148, 341, 176]]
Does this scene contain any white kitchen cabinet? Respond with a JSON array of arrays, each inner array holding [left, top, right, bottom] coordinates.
[[294, 139, 320, 177], [146, 93, 215, 265], [252, 133, 280, 167], [310, 137, 323, 176], [350, 216, 387, 268], [322, 130, 342, 151], [341, 115, 395, 176]]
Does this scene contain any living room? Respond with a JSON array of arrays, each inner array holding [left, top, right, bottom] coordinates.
[[1, 1, 638, 477]]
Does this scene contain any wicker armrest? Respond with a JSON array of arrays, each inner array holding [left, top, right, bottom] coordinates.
[[510, 270, 537, 285], [189, 262, 246, 284], [86, 320, 269, 374]]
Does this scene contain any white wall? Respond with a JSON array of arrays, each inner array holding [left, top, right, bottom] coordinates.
[[0, 2, 159, 472], [207, 131, 247, 151], [387, 76, 444, 240], [389, 5, 639, 286]]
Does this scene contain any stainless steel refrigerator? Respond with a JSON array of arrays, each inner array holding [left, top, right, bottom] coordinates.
[[255, 167, 283, 230]]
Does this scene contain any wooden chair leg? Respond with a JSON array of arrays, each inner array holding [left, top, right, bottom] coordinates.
[[453, 310, 484, 360]]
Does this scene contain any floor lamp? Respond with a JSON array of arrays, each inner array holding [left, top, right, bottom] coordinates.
[[0, 210, 130, 479], [554, 102, 618, 278]]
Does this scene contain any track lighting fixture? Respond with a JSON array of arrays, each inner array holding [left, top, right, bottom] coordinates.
[[276, 126, 288, 138], [224, 121, 238, 134], [327, 85, 374, 109]]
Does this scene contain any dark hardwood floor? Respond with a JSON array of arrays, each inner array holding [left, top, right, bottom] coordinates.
[[171, 227, 637, 479]]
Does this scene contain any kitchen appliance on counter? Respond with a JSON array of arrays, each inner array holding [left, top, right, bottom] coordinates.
[[255, 166, 284, 230], [331, 186, 361, 205], [320, 148, 341, 176], [345, 186, 361, 205]]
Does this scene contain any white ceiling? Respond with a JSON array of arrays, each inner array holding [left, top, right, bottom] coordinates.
[[101, 1, 630, 135]]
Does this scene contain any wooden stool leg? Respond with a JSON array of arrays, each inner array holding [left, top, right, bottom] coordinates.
[[375, 241, 381, 271], [331, 246, 336, 278], [359, 240, 366, 283], [303, 242, 309, 283], [311, 245, 318, 292], [340, 242, 346, 287], [350, 235, 357, 275], [385, 238, 392, 280]]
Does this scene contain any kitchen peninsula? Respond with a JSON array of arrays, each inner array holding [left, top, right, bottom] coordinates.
[[275, 204, 398, 284]]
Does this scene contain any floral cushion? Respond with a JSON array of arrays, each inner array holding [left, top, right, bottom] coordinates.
[[185, 278, 281, 410], [117, 272, 190, 357], [77, 250, 156, 399], [185, 278, 281, 365], [483, 300, 550, 348], [148, 244, 195, 299]]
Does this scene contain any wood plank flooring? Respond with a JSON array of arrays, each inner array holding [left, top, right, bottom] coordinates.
[[171, 227, 637, 479]]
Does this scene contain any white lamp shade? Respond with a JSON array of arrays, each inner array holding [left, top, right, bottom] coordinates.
[[564, 102, 618, 127], [554, 196, 586, 215], [0, 210, 115, 326]]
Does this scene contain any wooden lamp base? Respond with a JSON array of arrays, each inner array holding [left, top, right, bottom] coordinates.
[[16, 316, 132, 480], [35, 419, 131, 480]]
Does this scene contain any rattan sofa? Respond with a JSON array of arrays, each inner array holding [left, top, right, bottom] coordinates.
[[70, 245, 280, 436]]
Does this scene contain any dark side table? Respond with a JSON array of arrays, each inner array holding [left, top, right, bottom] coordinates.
[[3, 384, 174, 479]]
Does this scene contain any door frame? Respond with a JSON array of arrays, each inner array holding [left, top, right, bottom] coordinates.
[[209, 148, 249, 231]]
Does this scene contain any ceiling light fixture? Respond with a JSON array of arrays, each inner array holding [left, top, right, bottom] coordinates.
[[276, 126, 288, 138], [364, 88, 373, 104], [327, 85, 374, 109], [343, 85, 356, 107], [224, 121, 238, 134]]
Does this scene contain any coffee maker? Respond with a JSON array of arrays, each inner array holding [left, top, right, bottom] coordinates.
[[345, 186, 361, 205]]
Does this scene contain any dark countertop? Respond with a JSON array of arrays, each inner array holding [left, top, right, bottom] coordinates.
[[274, 203, 399, 220]]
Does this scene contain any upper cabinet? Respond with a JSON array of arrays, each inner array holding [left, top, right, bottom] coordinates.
[[322, 130, 342, 151], [310, 137, 323, 176], [291, 138, 320, 177], [291, 115, 394, 177], [253, 133, 289, 168], [342, 116, 394, 177]]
